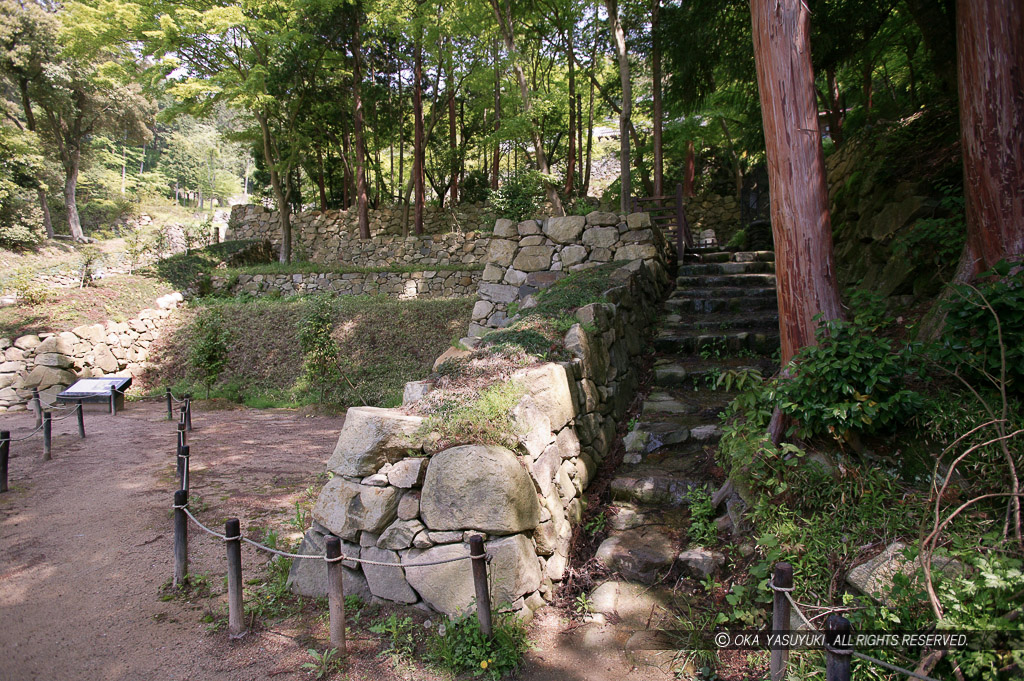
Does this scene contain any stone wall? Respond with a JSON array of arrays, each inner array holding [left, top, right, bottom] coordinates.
[[687, 193, 742, 247], [286, 215, 673, 620], [469, 211, 672, 336], [226, 204, 493, 267], [0, 293, 184, 412], [208, 269, 481, 300]]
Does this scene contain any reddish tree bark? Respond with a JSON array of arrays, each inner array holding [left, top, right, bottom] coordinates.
[[957, 0, 1024, 273], [750, 0, 844, 369]]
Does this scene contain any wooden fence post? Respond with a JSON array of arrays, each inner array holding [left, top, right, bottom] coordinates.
[[770, 562, 793, 681], [225, 518, 246, 638], [42, 411, 52, 461], [166, 387, 173, 421], [76, 402, 85, 438], [326, 537, 347, 654], [173, 489, 188, 586], [469, 535, 492, 637], [825, 614, 853, 681], [1, 431, 9, 493]]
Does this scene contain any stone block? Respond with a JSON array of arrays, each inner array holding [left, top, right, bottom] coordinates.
[[420, 445, 541, 534]]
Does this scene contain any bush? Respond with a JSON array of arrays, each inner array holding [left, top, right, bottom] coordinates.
[[189, 308, 231, 398], [937, 261, 1024, 397], [776, 316, 923, 439], [489, 169, 544, 222]]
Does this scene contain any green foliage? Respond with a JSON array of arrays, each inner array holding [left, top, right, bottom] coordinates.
[[369, 613, 415, 661], [0, 126, 46, 249], [425, 611, 530, 680], [776, 316, 923, 439], [420, 381, 525, 449], [300, 647, 342, 679], [297, 295, 342, 403], [489, 169, 543, 222], [687, 489, 718, 545], [937, 263, 1024, 397], [189, 308, 231, 399]]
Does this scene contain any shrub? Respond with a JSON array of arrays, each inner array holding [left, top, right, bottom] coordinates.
[[776, 316, 923, 439], [297, 296, 342, 403], [189, 308, 232, 398], [489, 169, 544, 222], [937, 261, 1024, 397]]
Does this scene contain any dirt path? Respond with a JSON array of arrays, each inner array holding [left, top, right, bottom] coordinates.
[[0, 401, 344, 681]]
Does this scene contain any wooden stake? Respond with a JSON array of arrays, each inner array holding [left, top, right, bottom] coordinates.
[[770, 562, 793, 681], [469, 535, 492, 637], [326, 537, 347, 654], [173, 489, 188, 586], [225, 518, 246, 638]]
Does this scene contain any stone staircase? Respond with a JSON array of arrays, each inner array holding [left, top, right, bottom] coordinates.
[[594, 250, 779, 584]]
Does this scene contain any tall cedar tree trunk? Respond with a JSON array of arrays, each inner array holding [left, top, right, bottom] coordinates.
[[492, 38, 501, 190], [448, 59, 458, 206], [353, 14, 370, 239], [957, 0, 1024, 273], [413, 31, 425, 235], [652, 0, 664, 198], [256, 112, 292, 262], [750, 0, 845, 441], [606, 0, 632, 213], [564, 27, 577, 196], [489, 0, 564, 215]]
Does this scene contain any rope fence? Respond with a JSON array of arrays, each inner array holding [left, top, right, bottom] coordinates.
[[169, 404, 495, 649], [769, 562, 944, 681]]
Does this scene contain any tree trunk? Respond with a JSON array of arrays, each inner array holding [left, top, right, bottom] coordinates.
[[606, 0, 632, 214], [652, 0, 664, 198], [413, 31, 425, 235], [256, 112, 291, 262], [448, 59, 458, 207], [564, 27, 577, 197], [684, 140, 696, 197], [957, 0, 1024, 273], [489, 0, 564, 215], [750, 0, 844, 369], [492, 38, 501, 190], [63, 149, 85, 241], [353, 14, 370, 240]]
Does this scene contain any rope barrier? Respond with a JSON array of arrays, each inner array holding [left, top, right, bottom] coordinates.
[[769, 580, 941, 681], [178, 504, 478, 568], [4, 423, 45, 442]]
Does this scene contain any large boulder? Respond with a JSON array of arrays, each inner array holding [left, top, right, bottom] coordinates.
[[514, 363, 575, 431], [286, 529, 370, 600], [404, 534, 541, 615], [326, 407, 425, 477], [420, 445, 541, 534], [312, 477, 401, 541]]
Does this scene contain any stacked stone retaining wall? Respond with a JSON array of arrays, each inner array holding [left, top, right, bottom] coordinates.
[[0, 293, 184, 412], [287, 213, 673, 620]]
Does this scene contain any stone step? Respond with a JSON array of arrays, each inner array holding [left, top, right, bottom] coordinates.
[[661, 311, 779, 332], [653, 330, 780, 355], [671, 286, 776, 300], [653, 360, 770, 388], [665, 295, 780, 314], [676, 273, 777, 289], [677, 262, 776, 276], [688, 250, 774, 263]]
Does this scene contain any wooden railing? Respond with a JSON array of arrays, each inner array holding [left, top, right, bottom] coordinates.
[[631, 182, 694, 259]]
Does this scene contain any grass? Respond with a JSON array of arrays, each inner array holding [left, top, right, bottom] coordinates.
[[143, 294, 474, 409], [0, 274, 174, 338]]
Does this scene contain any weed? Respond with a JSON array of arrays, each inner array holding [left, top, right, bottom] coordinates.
[[369, 613, 415, 661], [424, 611, 530, 680], [301, 647, 342, 679]]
